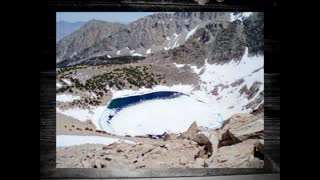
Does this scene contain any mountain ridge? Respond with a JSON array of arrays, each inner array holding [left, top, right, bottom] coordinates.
[[56, 12, 231, 66]]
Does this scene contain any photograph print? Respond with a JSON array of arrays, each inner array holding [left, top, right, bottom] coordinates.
[[56, 12, 264, 168]]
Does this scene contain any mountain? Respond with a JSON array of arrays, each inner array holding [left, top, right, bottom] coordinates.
[[56, 12, 230, 67], [146, 12, 263, 66], [56, 21, 86, 42], [56, 20, 126, 63]]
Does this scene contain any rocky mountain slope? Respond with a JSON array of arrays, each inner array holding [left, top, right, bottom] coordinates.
[[56, 12, 230, 67], [57, 112, 264, 168], [56, 20, 125, 63], [56, 12, 264, 123], [56, 21, 86, 42], [146, 12, 263, 66]]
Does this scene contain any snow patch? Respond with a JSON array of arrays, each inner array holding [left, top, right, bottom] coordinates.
[[230, 12, 253, 22], [197, 48, 264, 119], [57, 106, 106, 130], [62, 79, 72, 86], [172, 39, 180, 48], [173, 63, 186, 68], [57, 94, 81, 102], [132, 53, 143, 57], [56, 82, 63, 88], [173, 33, 179, 40], [185, 25, 199, 41], [69, 52, 77, 58], [111, 84, 194, 99], [100, 96, 224, 136], [91, 92, 97, 98], [242, 12, 253, 18], [174, 63, 203, 74], [190, 65, 204, 74], [56, 135, 136, 147]]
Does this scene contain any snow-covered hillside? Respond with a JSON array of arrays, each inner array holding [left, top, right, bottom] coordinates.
[[57, 47, 263, 136]]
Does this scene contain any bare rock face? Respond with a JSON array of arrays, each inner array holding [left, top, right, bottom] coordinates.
[[163, 133, 171, 141], [81, 151, 113, 168], [211, 86, 219, 96], [208, 20, 246, 64], [178, 121, 200, 140], [110, 158, 130, 169], [247, 81, 263, 100], [207, 139, 263, 168], [192, 131, 219, 157], [230, 78, 245, 87], [56, 20, 125, 63], [179, 157, 189, 165], [57, 112, 264, 168], [193, 158, 206, 168], [218, 113, 263, 147], [81, 156, 95, 168]]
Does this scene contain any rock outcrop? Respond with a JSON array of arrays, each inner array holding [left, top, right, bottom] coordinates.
[[57, 112, 264, 168], [179, 112, 264, 168], [218, 113, 263, 147], [206, 139, 264, 168]]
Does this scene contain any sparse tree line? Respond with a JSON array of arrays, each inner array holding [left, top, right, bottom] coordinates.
[[57, 65, 165, 106]]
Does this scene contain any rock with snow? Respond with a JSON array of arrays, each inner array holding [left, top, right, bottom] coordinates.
[[56, 135, 136, 147], [230, 78, 245, 87], [247, 81, 263, 100], [56, 94, 81, 102]]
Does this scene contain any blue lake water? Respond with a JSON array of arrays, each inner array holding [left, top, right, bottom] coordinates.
[[98, 91, 225, 136], [105, 91, 185, 121]]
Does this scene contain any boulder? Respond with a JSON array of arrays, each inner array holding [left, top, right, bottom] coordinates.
[[163, 133, 171, 141], [192, 132, 210, 145], [218, 113, 263, 147], [192, 131, 219, 156], [179, 121, 200, 140], [207, 139, 264, 168], [194, 149, 208, 159], [81, 157, 95, 168], [95, 158, 111, 168]]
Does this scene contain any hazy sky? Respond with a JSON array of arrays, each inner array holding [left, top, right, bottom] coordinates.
[[56, 12, 169, 24]]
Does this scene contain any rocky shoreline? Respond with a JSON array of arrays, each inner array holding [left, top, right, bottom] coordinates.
[[56, 110, 264, 168]]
